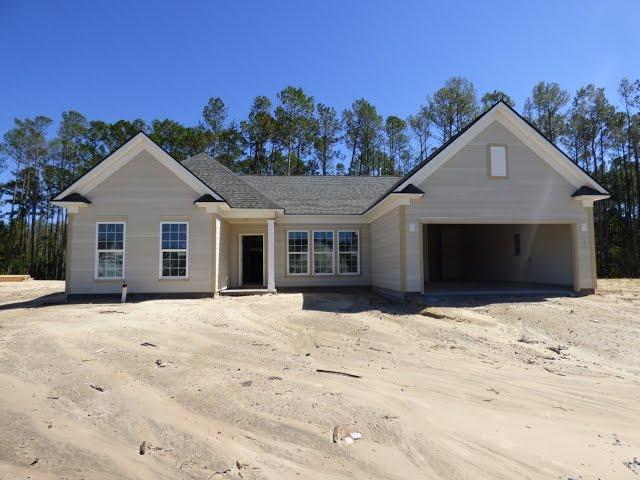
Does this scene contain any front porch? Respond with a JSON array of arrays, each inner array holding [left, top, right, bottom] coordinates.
[[212, 216, 276, 294]]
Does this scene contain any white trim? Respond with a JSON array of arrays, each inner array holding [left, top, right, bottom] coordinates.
[[277, 214, 364, 224], [337, 229, 360, 275], [159, 221, 190, 280], [395, 103, 607, 195], [53, 133, 223, 201], [573, 195, 610, 207], [418, 216, 584, 224], [267, 220, 275, 291], [286, 230, 310, 276], [50, 201, 89, 214], [195, 201, 230, 214], [223, 208, 284, 219], [239, 233, 265, 286], [364, 196, 413, 223], [95, 222, 126, 280], [312, 230, 335, 275]]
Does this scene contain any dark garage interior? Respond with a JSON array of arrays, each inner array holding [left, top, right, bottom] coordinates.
[[423, 223, 575, 292]]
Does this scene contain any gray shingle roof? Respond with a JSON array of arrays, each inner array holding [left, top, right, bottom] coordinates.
[[572, 185, 605, 197], [182, 154, 279, 209], [242, 175, 400, 214], [182, 153, 400, 214]]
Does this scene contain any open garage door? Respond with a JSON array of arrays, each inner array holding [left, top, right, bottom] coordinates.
[[423, 224, 574, 293]]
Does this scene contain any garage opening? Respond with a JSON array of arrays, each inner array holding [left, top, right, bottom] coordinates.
[[423, 224, 574, 293]]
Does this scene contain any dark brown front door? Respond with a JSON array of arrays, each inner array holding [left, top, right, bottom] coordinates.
[[241, 235, 263, 286]]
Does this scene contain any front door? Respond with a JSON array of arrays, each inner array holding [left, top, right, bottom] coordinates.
[[241, 235, 264, 286]]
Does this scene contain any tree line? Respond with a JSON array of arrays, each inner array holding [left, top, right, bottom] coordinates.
[[1, 77, 639, 279]]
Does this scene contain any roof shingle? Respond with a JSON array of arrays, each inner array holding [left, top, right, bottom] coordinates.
[[182, 154, 279, 209], [182, 153, 400, 214]]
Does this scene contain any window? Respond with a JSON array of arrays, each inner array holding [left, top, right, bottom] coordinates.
[[489, 145, 507, 177], [96, 222, 125, 279], [160, 222, 189, 278], [338, 230, 359, 274], [514, 233, 521, 257], [287, 231, 309, 275], [313, 231, 334, 275]]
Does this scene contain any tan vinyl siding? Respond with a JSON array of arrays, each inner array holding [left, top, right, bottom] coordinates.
[[68, 150, 212, 294], [404, 121, 594, 292], [370, 207, 402, 291], [274, 223, 370, 287]]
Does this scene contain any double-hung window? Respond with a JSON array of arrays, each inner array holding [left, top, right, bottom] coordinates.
[[287, 231, 309, 275], [96, 222, 125, 279], [338, 230, 360, 274], [313, 230, 334, 275], [160, 222, 189, 279]]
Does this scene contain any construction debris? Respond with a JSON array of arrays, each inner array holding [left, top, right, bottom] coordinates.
[[517, 335, 538, 344], [317, 369, 362, 379], [332, 425, 363, 444], [624, 458, 640, 474], [548, 345, 568, 355]]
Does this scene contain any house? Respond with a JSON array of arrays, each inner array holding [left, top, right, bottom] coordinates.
[[51, 102, 609, 298]]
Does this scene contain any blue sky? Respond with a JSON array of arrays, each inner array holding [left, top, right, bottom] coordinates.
[[0, 0, 638, 135]]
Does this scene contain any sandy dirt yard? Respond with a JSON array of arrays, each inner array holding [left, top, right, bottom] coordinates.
[[0, 281, 639, 480]]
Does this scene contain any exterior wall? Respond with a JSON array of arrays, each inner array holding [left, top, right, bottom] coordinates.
[[228, 223, 268, 288], [68, 151, 213, 294], [403, 121, 595, 292], [370, 207, 402, 291], [274, 223, 370, 287]]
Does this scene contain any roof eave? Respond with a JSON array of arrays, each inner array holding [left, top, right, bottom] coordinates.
[[573, 194, 610, 206]]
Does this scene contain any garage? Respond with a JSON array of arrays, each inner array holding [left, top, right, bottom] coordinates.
[[422, 223, 575, 293]]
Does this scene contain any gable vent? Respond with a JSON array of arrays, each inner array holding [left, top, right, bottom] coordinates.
[[489, 145, 507, 177]]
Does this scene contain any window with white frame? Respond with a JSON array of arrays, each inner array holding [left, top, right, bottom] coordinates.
[[338, 230, 359, 274], [96, 222, 125, 279], [160, 222, 189, 278], [313, 230, 334, 274], [287, 231, 309, 275]]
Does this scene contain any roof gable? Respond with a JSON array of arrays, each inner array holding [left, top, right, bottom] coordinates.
[[52, 133, 224, 202], [382, 102, 608, 206]]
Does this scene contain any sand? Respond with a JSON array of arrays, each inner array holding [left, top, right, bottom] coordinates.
[[0, 280, 639, 479]]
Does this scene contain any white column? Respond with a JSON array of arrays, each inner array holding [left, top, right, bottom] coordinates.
[[267, 219, 275, 291]]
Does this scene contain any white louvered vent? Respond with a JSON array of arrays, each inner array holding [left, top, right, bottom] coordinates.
[[489, 146, 507, 177]]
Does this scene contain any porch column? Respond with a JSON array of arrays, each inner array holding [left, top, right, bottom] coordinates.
[[267, 219, 275, 291]]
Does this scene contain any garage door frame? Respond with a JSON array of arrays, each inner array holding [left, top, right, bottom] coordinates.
[[418, 218, 581, 294]]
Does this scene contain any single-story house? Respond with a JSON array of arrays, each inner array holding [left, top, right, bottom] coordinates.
[[51, 102, 609, 298]]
